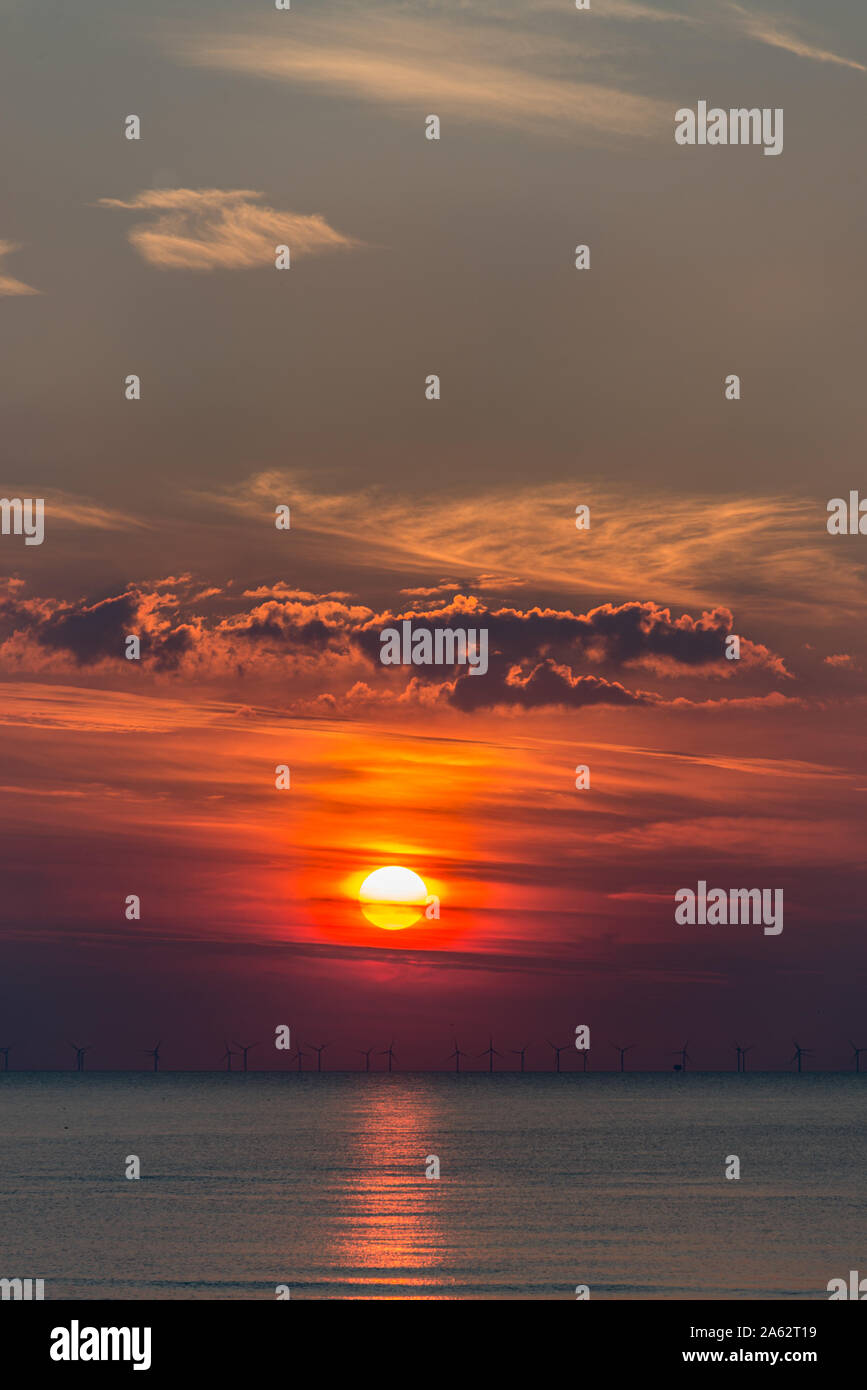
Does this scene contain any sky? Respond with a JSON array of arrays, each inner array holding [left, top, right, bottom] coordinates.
[[1, 0, 865, 1070]]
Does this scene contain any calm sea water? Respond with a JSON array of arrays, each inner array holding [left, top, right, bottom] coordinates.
[[0, 1073, 864, 1300]]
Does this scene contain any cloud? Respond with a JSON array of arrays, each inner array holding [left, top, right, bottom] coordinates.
[[451, 661, 657, 713], [352, 595, 789, 710], [197, 469, 863, 622], [45, 492, 149, 532], [0, 490, 148, 539], [36, 593, 142, 666], [400, 576, 525, 599], [725, 3, 866, 72], [166, 13, 669, 143], [0, 581, 796, 714], [536, 0, 864, 71], [98, 188, 361, 270], [355, 596, 787, 675], [0, 241, 39, 296]]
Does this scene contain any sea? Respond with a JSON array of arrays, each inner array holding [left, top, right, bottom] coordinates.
[[1, 1072, 864, 1300]]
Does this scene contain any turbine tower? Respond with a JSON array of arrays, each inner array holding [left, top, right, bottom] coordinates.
[[447, 1042, 466, 1073], [289, 1048, 307, 1072], [478, 1036, 503, 1073], [511, 1044, 529, 1073], [670, 1041, 690, 1072], [734, 1042, 754, 1073], [306, 1042, 329, 1073], [611, 1042, 635, 1073], [379, 1041, 396, 1073], [233, 1040, 259, 1073], [848, 1040, 866, 1073], [790, 1041, 812, 1073], [359, 1048, 374, 1072], [0, 1044, 13, 1072], [143, 1041, 162, 1073], [548, 1041, 567, 1073], [68, 1042, 91, 1072], [219, 1043, 237, 1072]]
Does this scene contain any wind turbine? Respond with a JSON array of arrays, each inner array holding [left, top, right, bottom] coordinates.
[[447, 1042, 466, 1073], [478, 1036, 503, 1073], [359, 1048, 374, 1072], [734, 1042, 753, 1073], [306, 1042, 329, 1073], [611, 1042, 635, 1072], [379, 1041, 396, 1073], [670, 1041, 691, 1072], [233, 1040, 259, 1073], [289, 1048, 307, 1072], [0, 1044, 13, 1072], [847, 1040, 867, 1073], [219, 1042, 237, 1072], [548, 1040, 567, 1073], [577, 1048, 590, 1072], [143, 1041, 162, 1073], [511, 1044, 529, 1072], [790, 1041, 812, 1073], [68, 1042, 91, 1072]]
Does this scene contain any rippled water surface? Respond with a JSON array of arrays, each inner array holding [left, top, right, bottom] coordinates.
[[1, 1072, 864, 1299]]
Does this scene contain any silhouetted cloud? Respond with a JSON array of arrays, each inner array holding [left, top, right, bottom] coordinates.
[[0, 582, 833, 713], [450, 661, 655, 712]]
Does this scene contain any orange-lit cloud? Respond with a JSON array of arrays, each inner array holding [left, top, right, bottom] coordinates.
[[0, 577, 811, 715], [98, 188, 361, 270], [0, 240, 39, 296], [195, 469, 863, 620], [167, 13, 669, 143]]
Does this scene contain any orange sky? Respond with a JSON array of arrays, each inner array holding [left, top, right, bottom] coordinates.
[[2, 0, 866, 1068]]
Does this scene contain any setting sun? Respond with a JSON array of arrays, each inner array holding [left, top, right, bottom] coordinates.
[[358, 865, 429, 931]]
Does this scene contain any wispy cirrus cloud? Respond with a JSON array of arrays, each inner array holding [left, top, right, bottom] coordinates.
[[195, 468, 867, 622], [97, 188, 361, 271], [536, 0, 865, 72], [165, 11, 669, 143], [0, 490, 148, 532], [725, 2, 866, 72], [0, 240, 39, 296]]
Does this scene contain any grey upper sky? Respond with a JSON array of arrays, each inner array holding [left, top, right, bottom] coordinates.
[[2, 0, 865, 516]]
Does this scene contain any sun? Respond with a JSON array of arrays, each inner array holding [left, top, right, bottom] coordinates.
[[359, 865, 429, 931]]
